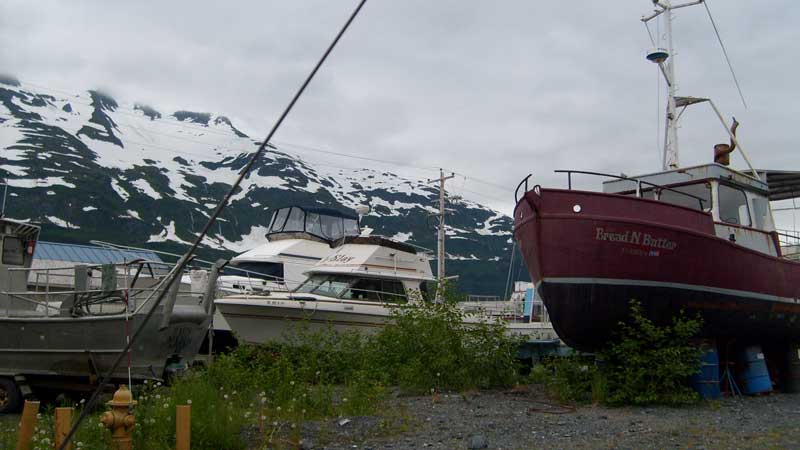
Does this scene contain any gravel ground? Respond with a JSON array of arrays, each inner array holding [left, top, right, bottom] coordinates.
[[286, 386, 800, 450]]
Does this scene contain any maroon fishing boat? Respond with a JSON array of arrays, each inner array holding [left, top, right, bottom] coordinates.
[[512, 2, 800, 351]]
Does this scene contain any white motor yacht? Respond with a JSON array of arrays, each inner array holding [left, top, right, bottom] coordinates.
[[215, 235, 435, 343]]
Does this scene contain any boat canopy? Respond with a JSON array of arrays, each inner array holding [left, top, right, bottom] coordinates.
[[267, 206, 360, 243], [756, 170, 800, 201]]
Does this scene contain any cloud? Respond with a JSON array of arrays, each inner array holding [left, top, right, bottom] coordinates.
[[2, 0, 797, 224]]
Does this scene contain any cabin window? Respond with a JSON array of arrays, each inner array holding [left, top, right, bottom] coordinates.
[[270, 208, 290, 233], [342, 278, 406, 303], [658, 183, 711, 211], [284, 207, 306, 232], [306, 212, 324, 237], [2, 237, 24, 265], [751, 196, 768, 230], [343, 218, 359, 236], [226, 261, 284, 281], [297, 275, 352, 297], [718, 184, 751, 226], [320, 215, 344, 240]]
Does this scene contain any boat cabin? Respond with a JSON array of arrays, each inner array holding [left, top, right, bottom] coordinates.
[[0, 218, 40, 312], [601, 163, 789, 257], [223, 206, 362, 292], [291, 236, 435, 304]]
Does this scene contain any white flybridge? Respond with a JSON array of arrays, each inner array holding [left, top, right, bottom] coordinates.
[[212, 205, 362, 333], [215, 235, 436, 343]]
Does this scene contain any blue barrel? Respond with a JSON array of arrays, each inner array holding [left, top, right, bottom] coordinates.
[[739, 345, 772, 395], [691, 346, 721, 399]]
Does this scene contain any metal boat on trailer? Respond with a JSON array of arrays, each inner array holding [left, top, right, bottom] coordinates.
[[0, 217, 216, 412]]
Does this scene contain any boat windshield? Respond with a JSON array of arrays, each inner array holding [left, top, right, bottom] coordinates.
[[296, 275, 353, 297], [268, 207, 359, 242], [294, 274, 409, 303], [658, 182, 712, 212]]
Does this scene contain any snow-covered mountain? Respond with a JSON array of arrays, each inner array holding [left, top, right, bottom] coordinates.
[[0, 75, 519, 296]]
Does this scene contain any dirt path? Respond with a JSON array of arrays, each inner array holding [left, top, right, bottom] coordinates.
[[291, 387, 800, 450]]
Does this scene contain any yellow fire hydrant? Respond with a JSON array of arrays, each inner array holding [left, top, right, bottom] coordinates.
[[100, 385, 137, 450]]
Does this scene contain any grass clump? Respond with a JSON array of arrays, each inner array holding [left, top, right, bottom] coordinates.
[[0, 294, 524, 449], [531, 300, 703, 406]]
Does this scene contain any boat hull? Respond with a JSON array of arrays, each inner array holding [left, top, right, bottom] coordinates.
[[514, 188, 800, 351], [0, 305, 211, 382], [215, 297, 391, 344], [216, 296, 559, 344]]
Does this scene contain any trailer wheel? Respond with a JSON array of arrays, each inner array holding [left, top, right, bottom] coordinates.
[[0, 377, 21, 413]]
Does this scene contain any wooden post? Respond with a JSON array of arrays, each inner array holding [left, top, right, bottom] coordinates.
[[176, 404, 191, 450], [15, 400, 40, 450], [54, 407, 74, 450]]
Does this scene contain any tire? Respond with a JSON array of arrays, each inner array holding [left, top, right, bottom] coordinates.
[[0, 377, 21, 414]]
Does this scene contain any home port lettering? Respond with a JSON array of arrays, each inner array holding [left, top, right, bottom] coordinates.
[[595, 227, 677, 250]]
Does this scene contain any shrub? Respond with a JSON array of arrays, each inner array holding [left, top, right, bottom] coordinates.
[[600, 300, 703, 405], [529, 300, 703, 406]]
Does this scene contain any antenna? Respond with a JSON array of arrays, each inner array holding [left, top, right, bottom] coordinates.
[[642, 0, 705, 170]]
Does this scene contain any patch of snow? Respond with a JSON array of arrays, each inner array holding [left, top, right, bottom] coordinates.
[[148, 220, 192, 245], [208, 225, 270, 252], [391, 231, 412, 243], [46, 216, 80, 229], [0, 165, 27, 176], [5, 177, 76, 189], [125, 210, 142, 220], [474, 212, 512, 236], [131, 179, 162, 200], [110, 178, 129, 201], [82, 206, 98, 212]]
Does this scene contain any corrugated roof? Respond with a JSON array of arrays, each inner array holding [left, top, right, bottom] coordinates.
[[33, 241, 163, 265]]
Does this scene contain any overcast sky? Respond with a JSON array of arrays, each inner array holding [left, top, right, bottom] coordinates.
[[2, 0, 798, 227]]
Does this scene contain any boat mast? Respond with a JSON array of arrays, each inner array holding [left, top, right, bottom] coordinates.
[[642, 0, 704, 170]]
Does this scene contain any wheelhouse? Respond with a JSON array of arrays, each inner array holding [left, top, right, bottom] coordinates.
[[600, 163, 783, 256]]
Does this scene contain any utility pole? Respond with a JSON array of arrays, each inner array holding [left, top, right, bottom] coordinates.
[[427, 168, 454, 298]]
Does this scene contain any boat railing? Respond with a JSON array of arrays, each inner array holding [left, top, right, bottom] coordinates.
[[776, 229, 800, 260], [1, 259, 202, 318], [553, 170, 708, 210], [218, 268, 290, 294]]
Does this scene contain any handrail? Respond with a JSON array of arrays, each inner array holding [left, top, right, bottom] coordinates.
[[554, 169, 708, 210], [514, 174, 532, 203]]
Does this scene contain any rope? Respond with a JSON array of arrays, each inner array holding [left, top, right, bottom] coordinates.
[[704, 0, 747, 109], [56, 1, 370, 447]]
